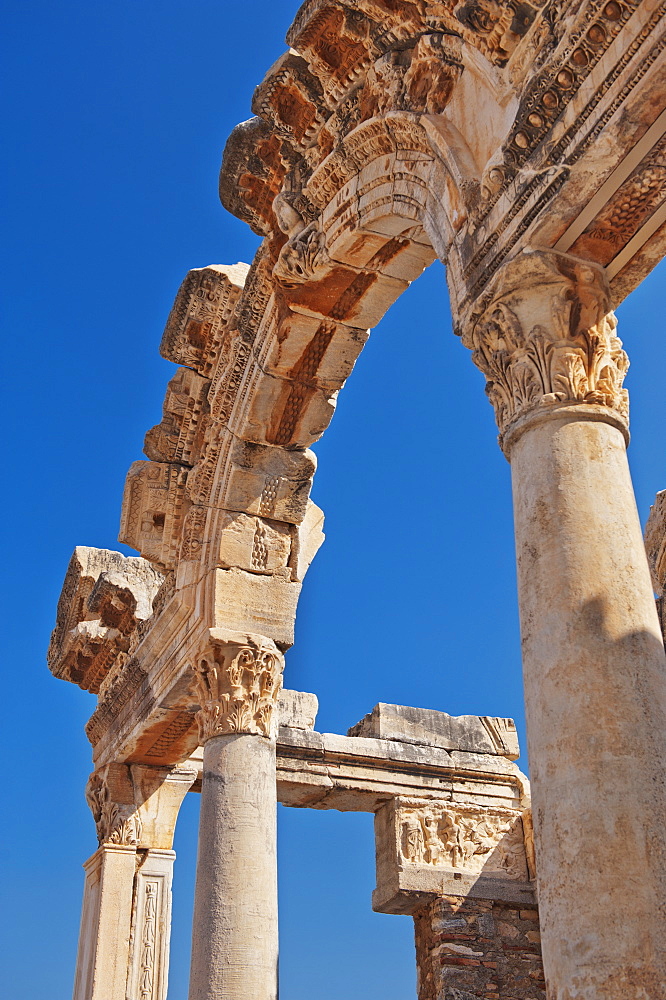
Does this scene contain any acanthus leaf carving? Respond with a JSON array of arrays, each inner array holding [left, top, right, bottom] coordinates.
[[85, 769, 143, 847], [466, 251, 629, 446], [193, 637, 284, 742]]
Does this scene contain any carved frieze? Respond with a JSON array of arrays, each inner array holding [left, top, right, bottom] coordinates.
[[193, 634, 284, 742], [465, 250, 629, 447], [397, 799, 529, 879], [374, 794, 534, 913]]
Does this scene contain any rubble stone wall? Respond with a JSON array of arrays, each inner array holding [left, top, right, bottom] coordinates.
[[414, 895, 545, 1000]]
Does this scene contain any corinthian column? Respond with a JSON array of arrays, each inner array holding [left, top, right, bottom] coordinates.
[[463, 249, 666, 999], [188, 629, 283, 1000]]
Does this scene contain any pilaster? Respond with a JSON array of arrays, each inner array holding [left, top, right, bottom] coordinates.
[[74, 763, 195, 1000]]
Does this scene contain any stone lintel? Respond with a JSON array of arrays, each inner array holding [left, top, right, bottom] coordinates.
[[348, 703, 520, 760], [185, 723, 527, 814]]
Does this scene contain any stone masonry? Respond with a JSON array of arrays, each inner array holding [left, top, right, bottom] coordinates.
[[48, 0, 666, 997]]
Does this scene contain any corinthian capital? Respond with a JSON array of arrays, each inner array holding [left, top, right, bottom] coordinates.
[[86, 766, 142, 847], [465, 251, 629, 452], [193, 631, 284, 742]]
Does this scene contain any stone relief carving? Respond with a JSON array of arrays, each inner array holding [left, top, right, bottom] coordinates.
[[85, 770, 142, 847], [455, 0, 538, 66], [359, 33, 463, 118], [467, 251, 629, 442], [274, 222, 330, 285], [193, 637, 284, 741], [398, 800, 528, 880]]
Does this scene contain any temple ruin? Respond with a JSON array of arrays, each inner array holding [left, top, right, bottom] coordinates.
[[48, 0, 666, 997]]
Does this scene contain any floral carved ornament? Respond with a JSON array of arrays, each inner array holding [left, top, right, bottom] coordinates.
[[465, 250, 629, 447], [193, 638, 284, 742]]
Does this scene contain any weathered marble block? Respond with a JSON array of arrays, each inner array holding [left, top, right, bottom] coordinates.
[[349, 703, 520, 760]]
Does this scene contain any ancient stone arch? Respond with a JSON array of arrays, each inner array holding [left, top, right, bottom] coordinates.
[[49, 2, 666, 999]]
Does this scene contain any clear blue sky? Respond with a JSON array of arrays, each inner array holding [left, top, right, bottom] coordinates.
[[2, 3, 664, 998]]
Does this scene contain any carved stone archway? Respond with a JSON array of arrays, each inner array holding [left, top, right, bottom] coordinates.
[[49, 2, 666, 998]]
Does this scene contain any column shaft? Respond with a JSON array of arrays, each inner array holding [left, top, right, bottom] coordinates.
[[188, 733, 278, 1000], [511, 414, 666, 997]]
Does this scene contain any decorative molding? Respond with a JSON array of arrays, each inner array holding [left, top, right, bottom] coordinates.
[[138, 880, 158, 1000], [465, 250, 629, 447], [193, 637, 284, 742]]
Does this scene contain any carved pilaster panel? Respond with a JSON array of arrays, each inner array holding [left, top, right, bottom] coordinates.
[[193, 634, 284, 742], [464, 250, 629, 449], [126, 852, 175, 1000]]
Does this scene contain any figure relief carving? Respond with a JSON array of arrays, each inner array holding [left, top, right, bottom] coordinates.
[[466, 251, 629, 443], [273, 169, 329, 285], [398, 801, 529, 880], [193, 638, 284, 742], [274, 222, 330, 285], [85, 770, 142, 847]]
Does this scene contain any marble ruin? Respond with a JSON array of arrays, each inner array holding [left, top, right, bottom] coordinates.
[[49, 0, 666, 997]]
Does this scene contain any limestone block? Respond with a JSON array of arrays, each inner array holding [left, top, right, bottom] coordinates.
[[284, 263, 409, 328], [217, 510, 292, 576], [348, 703, 520, 760], [218, 440, 316, 525], [144, 367, 210, 467], [48, 547, 163, 692], [119, 460, 189, 570], [373, 797, 533, 915], [229, 360, 337, 448], [159, 264, 249, 376], [214, 567, 301, 648], [255, 305, 370, 393], [278, 689, 318, 730], [328, 226, 436, 282], [293, 500, 325, 581], [645, 489, 666, 596]]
